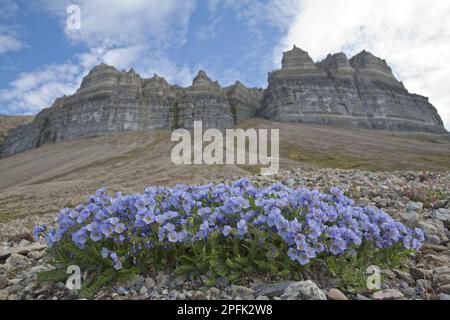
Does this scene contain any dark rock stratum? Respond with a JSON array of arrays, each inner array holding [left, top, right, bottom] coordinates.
[[0, 46, 446, 158]]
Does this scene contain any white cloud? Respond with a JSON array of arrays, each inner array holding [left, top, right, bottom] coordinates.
[[0, 0, 25, 55], [78, 46, 195, 86], [0, 0, 19, 21], [0, 34, 24, 54], [207, 0, 301, 33], [42, 0, 196, 49], [276, 0, 450, 130], [0, 1, 198, 115], [196, 16, 223, 41], [0, 63, 82, 114]]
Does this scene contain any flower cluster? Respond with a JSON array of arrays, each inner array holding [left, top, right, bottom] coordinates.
[[34, 179, 424, 271]]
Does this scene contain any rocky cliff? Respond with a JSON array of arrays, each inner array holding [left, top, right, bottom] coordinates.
[[0, 46, 446, 158], [260, 46, 445, 133], [0, 115, 33, 146], [0, 66, 263, 158]]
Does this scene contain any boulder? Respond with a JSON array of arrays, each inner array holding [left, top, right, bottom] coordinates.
[[281, 280, 327, 300]]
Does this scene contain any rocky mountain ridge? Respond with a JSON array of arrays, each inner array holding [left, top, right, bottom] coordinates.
[[260, 46, 445, 132], [0, 46, 446, 158], [0, 115, 33, 146]]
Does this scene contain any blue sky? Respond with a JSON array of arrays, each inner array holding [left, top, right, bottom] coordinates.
[[1, 0, 449, 130]]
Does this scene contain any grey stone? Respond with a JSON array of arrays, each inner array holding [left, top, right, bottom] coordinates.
[[139, 286, 148, 295], [127, 275, 145, 291], [0, 289, 9, 300], [438, 284, 450, 294], [419, 221, 441, 245], [156, 271, 169, 286], [9, 278, 23, 285], [192, 291, 206, 300], [255, 281, 296, 298], [231, 285, 254, 298], [382, 269, 396, 279], [416, 279, 432, 294], [27, 250, 45, 260], [168, 289, 178, 300], [393, 270, 415, 286], [286, 178, 295, 187], [0, 243, 46, 260], [117, 287, 128, 295], [433, 208, 450, 224], [426, 235, 442, 246], [433, 200, 448, 210], [424, 253, 450, 266], [434, 219, 449, 243], [6, 285, 24, 294], [173, 275, 186, 287], [207, 287, 221, 297], [409, 267, 433, 280], [433, 266, 450, 276], [5, 253, 29, 268], [0, 275, 8, 290], [399, 211, 419, 227], [422, 243, 448, 252], [281, 281, 327, 300], [372, 289, 405, 300], [327, 288, 348, 300], [405, 202, 424, 212], [24, 282, 38, 292], [144, 277, 156, 289], [439, 293, 450, 300], [433, 267, 450, 286]]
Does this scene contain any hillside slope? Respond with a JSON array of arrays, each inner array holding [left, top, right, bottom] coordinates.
[[0, 119, 449, 222]]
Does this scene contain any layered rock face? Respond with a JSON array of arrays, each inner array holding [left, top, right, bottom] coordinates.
[[0, 66, 263, 158], [260, 46, 445, 133], [0, 46, 446, 158], [0, 115, 33, 146]]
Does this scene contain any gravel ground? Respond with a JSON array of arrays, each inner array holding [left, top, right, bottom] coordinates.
[[1, 167, 450, 300]]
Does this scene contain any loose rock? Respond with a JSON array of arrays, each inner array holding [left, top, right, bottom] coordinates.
[[281, 281, 327, 300], [327, 288, 348, 300], [372, 289, 405, 300]]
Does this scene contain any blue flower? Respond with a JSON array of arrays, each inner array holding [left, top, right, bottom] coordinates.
[[101, 247, 109, 258], [198, 207, 212, 217], [163, 223, 175, 233], [110, 252, 118, 262], [33, 224, 47, 241], [155, 215, 167, 224], [143, 212, 155, 225], [177, 230, 188, 242], [237, 219, 248, 237], [114, 223, 126, 234], [88, 223, 103, 242], [34, 178, 425, 273], [108, 217, 120, 225], [101, 223, 114, 237], [167, 231, 178, 243], [71, 228, 86, 248], [222, 225, 232, 237]]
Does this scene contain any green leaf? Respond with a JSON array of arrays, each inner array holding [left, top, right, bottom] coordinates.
[[37, 269, 69, 284]]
